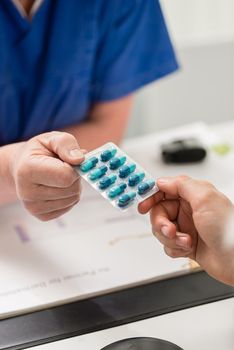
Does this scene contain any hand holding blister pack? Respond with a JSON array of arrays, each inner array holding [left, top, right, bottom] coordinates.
[[76, 142, 158, 210]]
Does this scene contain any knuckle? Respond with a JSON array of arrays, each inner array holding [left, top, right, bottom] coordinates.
[[45, 132, 73, 155], [71, 187, 81, 198], [15, 162, 31, 180], [199, 179, 215, 192], [15, 160, 37, 186], [176, 175, 191, 190], [18, 188, 34, 201], [74, 192, 81, 203], [41, 131, 60, 141], [36, 214, 52, 222], [164, 246, 171, 257], [71, 178, 81, 191], [61, 132, 76, 143], [194, 188, 215, 209], [177, 174, 190, 182], [48, 131, 61, 138], [153, 230, 160, 242], [54, 132, 68, 145], [59, 170, 76, 187], [23, 201, 40, 215], [164, 246, 178, 259], [51, 132, 75, 146], [39, 207, 71, 221], [66, 194, 80, 207], [221, 193, 233, 207]]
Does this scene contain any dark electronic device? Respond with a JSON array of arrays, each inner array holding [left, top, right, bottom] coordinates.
[[102, 337, 183, 350], [161, 138, 207, 164]]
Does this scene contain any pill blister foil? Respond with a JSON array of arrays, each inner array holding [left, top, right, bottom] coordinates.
[[75, 142, 159, 211]]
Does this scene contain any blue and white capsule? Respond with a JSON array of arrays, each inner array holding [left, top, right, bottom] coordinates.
[[119, 163, 136, 178], [80, 156, 98, 172], [137, 179, 155, 195], [117, 191, 136, 208], [89, 165, 108, 181], [109, 156, 127, 170], [99, 174, 117, 190], [108, 182, 127, 199], [128, 172, 145, 186], [100, 147, 117, 162]]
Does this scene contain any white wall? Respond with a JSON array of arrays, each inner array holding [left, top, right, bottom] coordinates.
[[161, 0, 234, 47], [127, 0, 234, 137]]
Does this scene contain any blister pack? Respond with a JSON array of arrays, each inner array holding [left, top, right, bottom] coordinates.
[[76, 142, 158, 210]]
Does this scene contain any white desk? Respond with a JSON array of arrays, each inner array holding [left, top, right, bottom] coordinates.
[[29, 121, 234, 350]]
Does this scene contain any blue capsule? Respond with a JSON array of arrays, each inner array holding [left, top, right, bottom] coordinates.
[[80, 156, 98, 172], [118, 191, 136, 208], [108, 182, 127, 199], [137, 179, 155, 195], [109, 156, 126, 170], [119, 163, 136, 178], [89, 165, 108, 181], [99, 174, 117, 190], [100, 147, 117, 162], [128, 172, 145, 186]]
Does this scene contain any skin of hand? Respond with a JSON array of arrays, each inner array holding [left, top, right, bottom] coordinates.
[[138, 175, 234, 286], [4, 131, 85, 221], [0, 95, 132, 206]]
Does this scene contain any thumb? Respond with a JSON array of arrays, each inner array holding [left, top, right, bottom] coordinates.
[[157, 175, 215, 211], [42, 131, 85, 165], [138, 175, 207, 215]]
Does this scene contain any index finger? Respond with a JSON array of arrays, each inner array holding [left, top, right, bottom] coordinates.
[[138, 190, 164, 214]]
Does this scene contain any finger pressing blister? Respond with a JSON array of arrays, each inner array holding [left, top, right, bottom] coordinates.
[[75, 142, 158, 210]]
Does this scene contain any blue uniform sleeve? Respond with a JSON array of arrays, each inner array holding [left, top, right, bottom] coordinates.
[[91, 0, 179, 102]]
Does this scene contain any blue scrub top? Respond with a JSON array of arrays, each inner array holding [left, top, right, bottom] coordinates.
[[0, 0, 178, 146]]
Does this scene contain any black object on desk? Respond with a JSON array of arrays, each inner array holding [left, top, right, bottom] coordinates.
[[161, 138, 207, 163], [0, 271, 234, 350], [102, 337, 183, 350]]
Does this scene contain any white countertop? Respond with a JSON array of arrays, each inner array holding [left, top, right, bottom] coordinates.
[[31, 121, 234, 350]]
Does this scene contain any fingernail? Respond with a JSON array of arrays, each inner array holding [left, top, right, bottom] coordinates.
[[158, 177, 171, 184], [176, 237, 190, 249], [161, 226, 170, 237], [69, 149, 84, 159]]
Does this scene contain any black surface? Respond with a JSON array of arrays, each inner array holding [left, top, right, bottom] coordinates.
[[161, 138, 207, 163], [0, 271, 234, 350], [102, 337, 183, 350]]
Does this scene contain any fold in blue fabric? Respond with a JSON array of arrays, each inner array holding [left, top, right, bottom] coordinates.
[[0, 0, 178, 145]]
